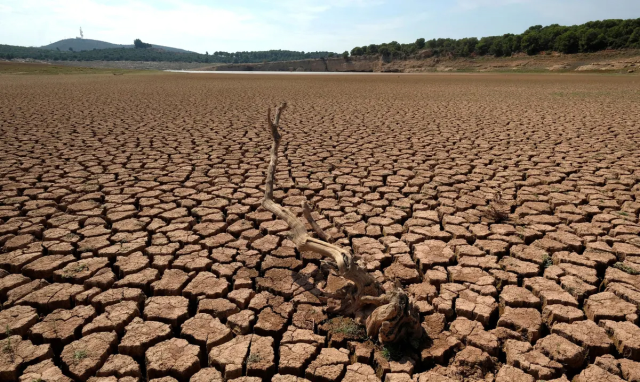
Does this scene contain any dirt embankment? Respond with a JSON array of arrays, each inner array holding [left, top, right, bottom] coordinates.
[[12, 49, 638, 73], [203, 57, 385, 72], [203, 50, 640, 73]]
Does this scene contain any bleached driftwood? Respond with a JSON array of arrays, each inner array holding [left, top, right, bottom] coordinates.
[[261, 102, 421, 344]]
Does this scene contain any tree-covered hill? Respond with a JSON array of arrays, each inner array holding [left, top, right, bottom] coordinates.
[[349, 18, 640, 58], [0, 44, 335, 64], [41, 38, 193, 53]]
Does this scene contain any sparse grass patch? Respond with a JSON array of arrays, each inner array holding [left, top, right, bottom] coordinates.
[[246, 353, 261, 364], [613, 262, 639, 275], [542, 254, 553, 269], [73, 349, 87, 361], [377, 334, 423, 362], [73, 263, 88, 272], [3, 326, 15, 362], [381, 343, 404, 361], [63, 263, 88, 278], [2, 337, 11, 354], [324, 317, 366, 340], [3, 326, 12, 353]]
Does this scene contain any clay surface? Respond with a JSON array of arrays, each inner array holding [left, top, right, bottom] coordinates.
[[1, 72, 640, 381]]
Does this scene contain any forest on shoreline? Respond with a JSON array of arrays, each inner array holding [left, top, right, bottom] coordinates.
[[1, 18, 639, 64]]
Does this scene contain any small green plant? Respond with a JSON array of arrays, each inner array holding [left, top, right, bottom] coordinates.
[[73, 349, 87, 361], [613, 262, 639, 275], [2, 338, 11, 353], [246, 353, 261, 364], [327, 317, 366, 339], [381, 344, 404, 361], [3, 325, 14, 362], [542, 254, 553, 269], [63, 263, 88, 278], [74, 264, 87, 272]]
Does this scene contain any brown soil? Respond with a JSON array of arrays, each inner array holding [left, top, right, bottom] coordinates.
[[0, 71, 640, 381]]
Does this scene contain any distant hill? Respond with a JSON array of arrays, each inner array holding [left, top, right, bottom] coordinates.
[[1, 43, 336, 64], [41, 38, 193, 53]]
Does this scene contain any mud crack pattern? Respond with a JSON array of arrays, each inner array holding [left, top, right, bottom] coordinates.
[[1, 73, 640, 382]]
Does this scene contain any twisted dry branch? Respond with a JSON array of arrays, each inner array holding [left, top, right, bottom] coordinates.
[[261, 102, 421, 344]]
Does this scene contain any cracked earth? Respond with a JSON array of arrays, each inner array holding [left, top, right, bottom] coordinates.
[[1, 73, 640, 382]]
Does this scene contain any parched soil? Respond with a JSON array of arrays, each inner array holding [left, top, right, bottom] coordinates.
[[1, 72, 640, 382]]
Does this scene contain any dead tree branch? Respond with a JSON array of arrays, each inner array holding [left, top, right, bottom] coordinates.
[[261, 102, 421, 344], [302, 201, 330, 242]]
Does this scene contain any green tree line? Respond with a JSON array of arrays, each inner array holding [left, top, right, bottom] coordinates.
[[133, 39, 152, 49], [0, 44, 336, 64], [3, 19, 639, 64], [349, 18, 640, 58]]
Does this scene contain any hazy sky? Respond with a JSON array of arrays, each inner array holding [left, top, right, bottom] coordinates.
[[1, 0, 639, 53]]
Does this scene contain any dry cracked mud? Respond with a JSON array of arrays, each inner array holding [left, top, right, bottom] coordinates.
[[1, 72, 640, 381]]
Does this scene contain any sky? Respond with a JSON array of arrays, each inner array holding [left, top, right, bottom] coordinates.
[[1, 0, 639, 53]]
